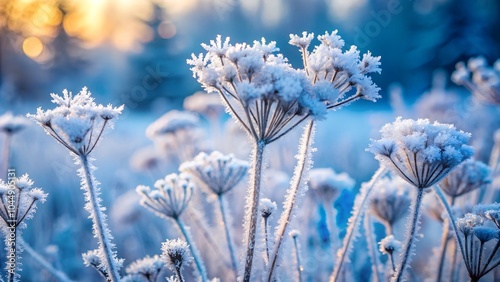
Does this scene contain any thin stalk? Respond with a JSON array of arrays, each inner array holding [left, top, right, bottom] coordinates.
[[19, 237, 73, 282], [175, 217, 207, 282], [267, 120, 315, 281], [264, 217, 270, 262], [79, 155, 120, 282], [392, 188, 425, 282], [292, 235, 303, 282], [433, 185, 467, 270], [365, 215, 382, 282], [242, 140, 266, 282], [1, 133, 12, 178], [389, 252, 396, 273], [450, 240, 459, 282], [217, 194, 238, 277], [329, 167, 386, 282], [436, 219, 450, 282], [175, 267, 185, 282]]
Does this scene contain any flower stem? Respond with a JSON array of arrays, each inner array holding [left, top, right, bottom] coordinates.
[[264, 217, 270, 262], [175, 217, 207, 282], [436, 218, 450, 282], [365, 215, 381, 282], [292, 235, 303, 282], [79, 155, 120, 282], [392, 188, 424, 282], [217, 194, 238, 277], [175, 266, 185, 282], [330, 167, 386, 282], [242, 140, 266, 282], [18, 237, 73, 282], [267, 120, 315, 281]]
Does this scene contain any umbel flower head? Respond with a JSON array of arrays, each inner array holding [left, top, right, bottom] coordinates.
[[308, 167, 355, 203], [0, 174, 48, 229], [188, 32, 381, 143], [368, 117, 474, 189], [378, 235, 402, 255], [27, 87, 124, 156], [136, 173, 194, 219], [452, 56, 500, 105], [161, 238, 193, 272], [370, 176, 412, 229], [0, 112, 30, 135], [180, 151, 248, 195], [440, 160, 491, 199], [146, 110, 200, 139], [125, 255, 164, 281]]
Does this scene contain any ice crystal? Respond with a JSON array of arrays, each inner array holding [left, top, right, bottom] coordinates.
[[368, 117, 474, 189]]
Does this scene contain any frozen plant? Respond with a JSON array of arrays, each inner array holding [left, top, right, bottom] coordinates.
[[183, 92, 225, 119], [259, 198, 277, 262], [0, 174, 47, 281], [146, 110, 204, 162], [368, 117, 474, 282], [125, 255, 164, 282], [440, 160, 491, 204], [180, 151, 248, 276], [136, 173, 207, 281], [379, 235, 402, 273], [28, 87, 124, 281], [369, 176, 412, 235], [289, 230, 303, 282], [161, 238, 193, 282], [0, 112, 29, 178], [452, 56, 500, 105]]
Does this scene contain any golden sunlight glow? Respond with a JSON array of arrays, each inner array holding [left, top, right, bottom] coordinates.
[[22, 36, 43, 58]]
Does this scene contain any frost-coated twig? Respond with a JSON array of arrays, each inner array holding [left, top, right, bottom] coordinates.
[[217, 194, 238, 277], [291, 234, 303, 282], [364, 215, 382, 282], [174, 217, 207, 282], [267, 120, 315, 281], [18, 237, 73, 282], [242, 141, 266, 282], [329, 167, 386, 282], [79, 155, 121, 282], [392, 188, 424, 282]]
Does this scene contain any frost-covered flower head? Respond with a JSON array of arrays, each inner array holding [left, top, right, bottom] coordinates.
[[378, 235, 401, 255], [291, 31, 381, 105], [260, 198, 277, 219], [474, 203, 500, 229], [188, 32, 381, 143], [161, 238, 193, 271], [126, 255, 164, 281], [370, 176, 412, 229], [183, 91, 225, 118], [0, 112, 29, 134], [308, 168, 355, 203], [180, 151, 248, 195], [146, 110, 200, 139], [0, 174, 48, 229], [368, 117, 474, 189], [452, 57, 500, 105], [440, 160, 491, 198], [27, 87, 123, 156], [136, 173, 194, 219], [457, 213, 484, 236], [289, 229, 301, 239]]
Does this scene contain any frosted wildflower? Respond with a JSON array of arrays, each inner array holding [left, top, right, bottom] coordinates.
[[183, 91, 225, 118], [0, 112, 29, 134], [161, 238, 193, 282], [379, 235, 401, 273], [136, 173, 194, 220], [368, 117, 474, 189], [455, 212, 500, 281], [474, 203, 500, 228], [129, 147, 162, 172], [289, 229, 301, 239], [0, 174, 48, 229], [370, 176, 412, 233], [440, 160, 491, 199], [180, 151, 248, 195], [82, 249, 108, 278], [27, 87, 123, 156], [308, 168, 355, 203], [289, 229, 304, 281], [379, 235, 402, 255], [126, 255, 164, 282], [452, 57, 500, 105], [146, 110, 200, 139], [260, 198, 277, 219]]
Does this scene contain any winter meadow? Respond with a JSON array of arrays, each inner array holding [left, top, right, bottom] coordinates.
[[1, 0, 500, 281]]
